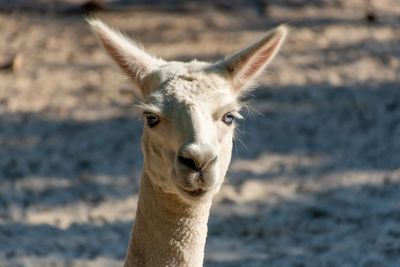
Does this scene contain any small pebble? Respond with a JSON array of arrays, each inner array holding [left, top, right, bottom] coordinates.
[[0, 53, 23, 72]]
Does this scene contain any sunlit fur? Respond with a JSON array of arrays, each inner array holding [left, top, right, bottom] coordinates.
[[88, 18, 287, 267]]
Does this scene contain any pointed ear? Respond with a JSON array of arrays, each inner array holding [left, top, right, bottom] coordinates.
[[215, 25, 287, 93], [87, 18, 161, 96]]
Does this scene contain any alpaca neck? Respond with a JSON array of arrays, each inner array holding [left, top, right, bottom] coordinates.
[[124, 172, 212, 267]]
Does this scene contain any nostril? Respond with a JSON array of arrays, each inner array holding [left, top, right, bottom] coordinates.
[[178, 156, 198, 171]]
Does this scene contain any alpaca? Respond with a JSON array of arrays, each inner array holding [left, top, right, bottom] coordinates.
[[88, 19, 287, 267]]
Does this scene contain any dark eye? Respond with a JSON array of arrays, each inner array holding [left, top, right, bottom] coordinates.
[[145, 113, 160, 128], [222, 112, 235, 126]]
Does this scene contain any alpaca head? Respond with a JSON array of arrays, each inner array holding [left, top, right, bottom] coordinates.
[[89, 19, 287, 204]]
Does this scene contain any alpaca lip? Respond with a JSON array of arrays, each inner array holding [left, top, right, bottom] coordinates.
[[184, 188, 207, 197]]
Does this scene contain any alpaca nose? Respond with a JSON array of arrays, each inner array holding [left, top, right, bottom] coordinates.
[[177, 143, 217, 171]]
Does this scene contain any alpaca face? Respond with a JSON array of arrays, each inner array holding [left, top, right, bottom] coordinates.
[[88, 19, 287, 204], [139, 66, 240, 202]]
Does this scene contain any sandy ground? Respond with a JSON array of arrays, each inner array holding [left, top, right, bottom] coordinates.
[[1, 0, 400, 266]]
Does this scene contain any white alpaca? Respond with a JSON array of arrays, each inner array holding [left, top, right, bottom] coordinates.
[[88, 19, 287, 267]]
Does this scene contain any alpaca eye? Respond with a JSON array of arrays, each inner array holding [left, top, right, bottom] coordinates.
[[145, 114, 160, 128], [222, 112, 235, 126]]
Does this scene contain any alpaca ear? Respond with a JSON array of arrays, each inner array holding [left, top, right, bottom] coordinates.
[[87, 19, 161, 96], [215, 25, 287, 93]]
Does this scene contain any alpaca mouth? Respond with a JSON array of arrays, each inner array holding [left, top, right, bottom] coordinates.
[[186, 188, 206, 197], [181, 187, 208, 198]]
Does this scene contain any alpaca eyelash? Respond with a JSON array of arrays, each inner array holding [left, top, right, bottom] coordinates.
[[226, 111, 243, 120]]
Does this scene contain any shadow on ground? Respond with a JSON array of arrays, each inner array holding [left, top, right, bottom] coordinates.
[[0, 113, 143, 210], [206, 181, 400, 267], [230, 81, 400, 181], [1, 182, 400, 266]]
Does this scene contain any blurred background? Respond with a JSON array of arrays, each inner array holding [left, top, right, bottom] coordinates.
[[0, 0, 400, 266]]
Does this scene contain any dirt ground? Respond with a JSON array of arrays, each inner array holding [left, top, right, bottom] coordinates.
[[1, 0, 400, 266]]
